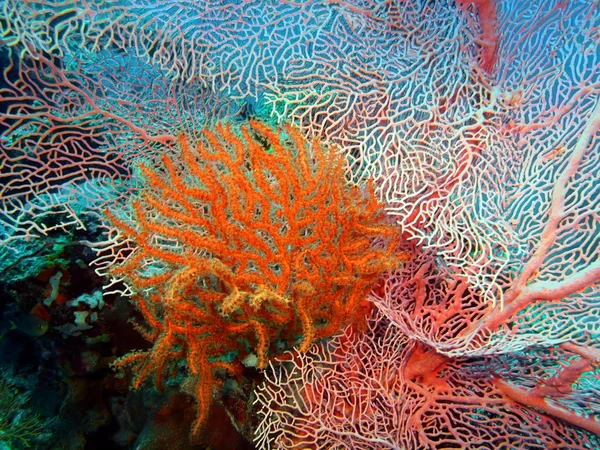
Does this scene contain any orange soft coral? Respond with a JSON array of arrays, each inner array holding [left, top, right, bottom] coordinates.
[[108, 120, 403, 436]]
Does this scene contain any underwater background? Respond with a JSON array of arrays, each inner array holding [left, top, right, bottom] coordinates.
[[0, 0, 599, 449]]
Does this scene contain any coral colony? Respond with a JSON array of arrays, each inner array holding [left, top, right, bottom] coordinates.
[[106, 121, 401, 435], [0, 1, 599, 449]]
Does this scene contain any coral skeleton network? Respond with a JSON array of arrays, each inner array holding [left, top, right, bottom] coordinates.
[[0, 0, 598, 449]]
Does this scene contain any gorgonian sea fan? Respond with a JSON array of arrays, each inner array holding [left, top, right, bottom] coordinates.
[[255, 312, 600, 449]]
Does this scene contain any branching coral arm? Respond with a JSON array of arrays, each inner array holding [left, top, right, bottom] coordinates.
[[503, 97, 600, 307]]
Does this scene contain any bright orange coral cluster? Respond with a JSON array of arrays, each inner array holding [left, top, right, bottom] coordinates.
[[108, 120, 402, 435]]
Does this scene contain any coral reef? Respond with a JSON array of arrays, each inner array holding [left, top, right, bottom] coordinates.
[[0, 0, 598, 448]]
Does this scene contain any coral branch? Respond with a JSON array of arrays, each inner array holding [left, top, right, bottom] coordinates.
[[495, 378, 600, 435]]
